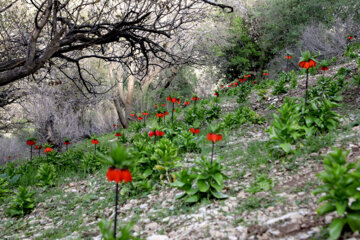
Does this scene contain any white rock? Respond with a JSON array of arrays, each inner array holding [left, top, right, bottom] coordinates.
[[147, 235, 169, 240], [145, 222, 158, 231]]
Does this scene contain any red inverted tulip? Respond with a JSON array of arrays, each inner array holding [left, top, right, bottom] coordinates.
[[26, 140, 35, 146], [130, 113, 135, 116], [299, 59, 317, 69], [8, 156, 11, 159], [35, 145, 42, 150], [64, 141, 71, 145], [320, 66, 329, 71], [107, 168, 133, 183], [164, 111, 169, 115], [155, 130, 164, 137], [148, 131, 155, 137], [162, 104, 166, 107], [115, 133, 122, 137], [263, 72, 269, 76], [286, 55, 292, 59], [220, 85, 224, 88], [192, 97, 199, 101], [348, 36, 353, 40], [91, 139, 99, 144], [154, 104, 158, 107], [142, 112, 149, 116], [137, 116, 143, 120], [167, 96, 171, 101], [207, 133, 223, 142], [44, 147, 53, 153], [214, 92, 219, 97]]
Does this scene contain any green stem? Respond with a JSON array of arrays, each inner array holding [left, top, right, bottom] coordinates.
[[211, 142, 215, 165], [305, 69, 309, 105], [114, 183, 119, 238]]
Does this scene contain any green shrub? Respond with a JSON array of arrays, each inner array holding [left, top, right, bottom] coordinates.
[[301, 98, 341, 135], [313, 148, 360, 240], [272, 78, 287, 95], [184, 106, 205, 125], [0, 177, 10, 202], [151, 138, 181, 182], [204, 102, 221, 122], [81, 153, 102, 174], [173, 130, 202, 153], [36, 163, 56, 187], [171, 156, 227, 203], [220, 106, 264, 130], [267, 98, 304, 155], [7, 186, 35, 217], [98, 219, 139, 240], [308, 76, 343, 101], [247, 174, 274, 194]]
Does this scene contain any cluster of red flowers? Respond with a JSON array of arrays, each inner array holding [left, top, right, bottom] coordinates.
[[262, 72, 269, 76], [189, 128, 200, 134], [26, 140, 36, 146], [64, 140, 70, 145], [148, 130, 164, 137], [91, 139, 99, 144], [299, 59, 317, 69], [154, 104, 158, 108], [162, 103, 166, 107], [207, 133, 223, 142], [348, 36, 353, 40], [106, 167, 132, 183], [214, 92, 219, 97], [142, 112, 149, 116], [320, 66, 329, 71], [184, 101, 191, 106], [44, 147, 53, 153], [137, 116, 143, 121], [115, 133, 122, 137], [130, 113, 135, 117], [156, 111, 168, 118], [239, 78, 247, 83], [286, 55, 292, 59], [35, 145, 42, 150], [192, 96, 199, 101], [220, 85, 224, 88], [167, 96, 180, 104]]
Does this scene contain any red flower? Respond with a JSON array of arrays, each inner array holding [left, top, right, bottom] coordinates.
[[137, 116, 143, 120], [286, 55, 292, 59], [113, 124, 116, 127], [148, 131, 155, 137], [164, 111, 169, 115], [167, 96, 171, 101], [64, 141, 71, 145], [192, 97, 199, 101], [252, 80, 257, 84], [115, 133, 122, 137], [207, 133, 223, 142], [220, 85, 224, 88], [320, 66, 329, 71], [130, 113, 135, 116], [348, 36, 353, 40], [263, 72, 269, 76], [155, 130, 164, 137], [299, 59, 317, 69], [44, 147, 53, 153], [171, 98, 178, 103], [142, 112, 149, 116], [8, 156, 11, 159], [26, 140, 35, 146], [184, 101, 190, 105], [173, 109, 176, 112], [35, 145, 42, 150], [214, 92, 219, 97], [91, 139, 99, 144], [107, 168, 132, 183], [162, 104, 166, 107], [189, 128, 200, 134], [154, 104, 158, 107]]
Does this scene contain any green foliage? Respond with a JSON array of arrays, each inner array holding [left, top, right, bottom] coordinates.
[[171, 156, 227, 203], [301, 98, 341, 135], [98, 219, 139, 240], [173, 130, 202, 153], [151, 138, 181, 182], [216, 16, 264, 80], [220, 106, 264, 130], [36, 163, 56, 187], [247, 174, 274, 194], [204, 102, 221, 122], [81, 153, 102, 174], [236, 83, 252, 104], [313, 148, 360, 240], [308, 76, 343, 101], [0, 177, 10, 202], [128, 121, 144, 133], [184, 106, 205, 125], [272, 78, 288, 95], [7, 186, 35, 217], [98, 144, 133, 169], [267, 98, 304, 155]]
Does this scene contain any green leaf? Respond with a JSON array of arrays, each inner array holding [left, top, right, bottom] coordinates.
[[329, 218, 347, 240], [175, 192, 186, 199], [186, 188, 199, 195], [185, 194, 200, 203], [171, 181, 185, 188], [335, 201, 347, 216], [349, 200, 360, 210], [197, 180, 210, 192], [210, 189, 228, 199], [347, 213, 360, 231], [213, 173, 224, 185], [280, 143, 292, 153], [143, 169, 153, 178], [316, 203, 336, 216]]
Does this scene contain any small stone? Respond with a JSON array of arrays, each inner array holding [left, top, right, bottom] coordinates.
[[268, 228, 280, 236], [140, 203, 148, 209], [278, 222, 300, 234], [237, 191, 246, 198], [146, 235, 169, 240], [145, 222, 158, 231]]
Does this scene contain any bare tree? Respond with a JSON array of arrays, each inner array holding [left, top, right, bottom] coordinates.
[[0, 0, 232, 91]]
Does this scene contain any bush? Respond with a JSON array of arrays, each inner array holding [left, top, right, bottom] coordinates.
[[36, 163, 56, 187], [7, 186, 35, 217], [81, 153, 102, 174], [313, 148, 360, 240], [0, 177, 10, 202], [98, 219, 139, 240], [171, 156, 227, 203], [272, 78, 288, 95], [173, 130, 202, 153]]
